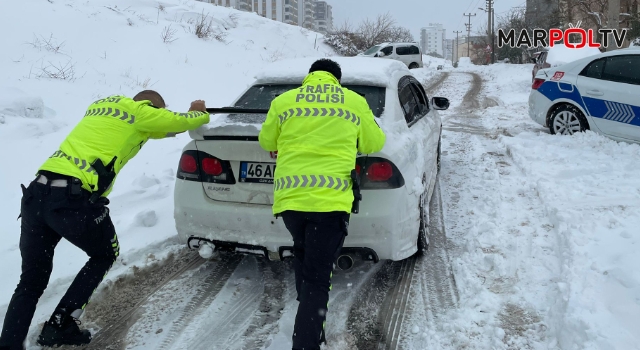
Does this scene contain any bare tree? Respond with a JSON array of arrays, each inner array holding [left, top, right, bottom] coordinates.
[[324, 14, 416, 56], [358, 13, 396, 48], [386, 26, 415, 43], [496, 7, 530, 63]]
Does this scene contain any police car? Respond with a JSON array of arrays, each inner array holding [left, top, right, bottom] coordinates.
[[529, 47, 640, 142], [173, 57, 448, 264]]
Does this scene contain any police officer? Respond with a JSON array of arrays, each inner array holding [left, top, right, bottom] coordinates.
[[259, 59, 386, 350], [0, 91, 210, 350]]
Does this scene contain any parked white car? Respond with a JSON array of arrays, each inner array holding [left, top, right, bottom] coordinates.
[[359, 42, 424, 69], [529, 47, 640, 142], [173, 57, 448, 264]]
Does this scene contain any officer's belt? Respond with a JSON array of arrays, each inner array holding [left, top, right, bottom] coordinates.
[[36, 174, 68, 187], [274, 175, 351, 192]]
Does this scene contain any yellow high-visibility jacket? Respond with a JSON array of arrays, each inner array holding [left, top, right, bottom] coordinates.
[[259, 71, 386, 214], [39, 96, 210, 197]]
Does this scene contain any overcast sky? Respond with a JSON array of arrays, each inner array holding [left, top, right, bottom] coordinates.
[[328, 0, 526, 41]]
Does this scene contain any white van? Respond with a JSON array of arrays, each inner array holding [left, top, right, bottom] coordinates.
[[359, 42, 424, 69]]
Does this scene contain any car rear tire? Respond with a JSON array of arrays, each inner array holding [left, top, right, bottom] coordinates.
[[417, 176, 429, 256], [549, 104, 589, 135], [409, 63, 419, 69]]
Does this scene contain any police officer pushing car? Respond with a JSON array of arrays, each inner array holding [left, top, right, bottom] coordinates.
[[0, 91, 210, 350], [259, 59, 386, 350]]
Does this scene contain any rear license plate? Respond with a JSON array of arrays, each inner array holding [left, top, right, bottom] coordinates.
[[239, 162, 276, 184]]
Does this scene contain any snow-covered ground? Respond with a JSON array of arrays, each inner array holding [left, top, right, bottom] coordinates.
[[411, 62, 640, 350], [0, 0, 334, 343], [2, 1, 640, 349]]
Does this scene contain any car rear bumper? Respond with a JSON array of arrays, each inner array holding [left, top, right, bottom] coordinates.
[[174, 180, 418, 261], [528, 89, 551, 127]]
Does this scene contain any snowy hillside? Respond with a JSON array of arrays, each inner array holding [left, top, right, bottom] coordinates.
[[0, 0, 333, 337]]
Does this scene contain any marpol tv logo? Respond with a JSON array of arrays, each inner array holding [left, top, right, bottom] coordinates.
[[498, 21, 628, 49]]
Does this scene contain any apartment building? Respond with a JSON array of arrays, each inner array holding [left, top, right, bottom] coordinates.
[[201, 0, 336, 31], [420, 23, 446, 57], [298, 0, 316, 29], [315, 1, 333, 34]]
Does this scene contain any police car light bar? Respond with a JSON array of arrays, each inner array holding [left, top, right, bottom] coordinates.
[[206, 107, 269, 114]]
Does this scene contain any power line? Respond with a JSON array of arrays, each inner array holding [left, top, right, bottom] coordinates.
[[456, 0, 483, 33]]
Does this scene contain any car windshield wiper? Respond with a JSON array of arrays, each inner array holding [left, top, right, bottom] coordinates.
[[206, 107, 269, 114]]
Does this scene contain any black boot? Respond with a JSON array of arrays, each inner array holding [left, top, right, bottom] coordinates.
[[36, 309, 91, 347]]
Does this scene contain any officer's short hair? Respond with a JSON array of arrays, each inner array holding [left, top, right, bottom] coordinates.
[[133, 90, 166, 108], [309, 59, 342, 81]]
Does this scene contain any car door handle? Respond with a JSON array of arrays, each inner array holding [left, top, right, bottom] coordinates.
[[586, 90, 604, 96]]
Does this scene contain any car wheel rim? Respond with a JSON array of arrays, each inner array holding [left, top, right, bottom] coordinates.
[[553, 111, 581, 135]]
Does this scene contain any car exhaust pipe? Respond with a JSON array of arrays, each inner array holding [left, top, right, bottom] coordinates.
[[336, 255, 354, 271]]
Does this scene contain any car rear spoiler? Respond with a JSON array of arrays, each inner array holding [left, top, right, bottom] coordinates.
[[206, 107, 269, 114]]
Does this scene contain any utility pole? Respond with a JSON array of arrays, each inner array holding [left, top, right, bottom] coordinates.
[[608, 0, 620, 51], [464, 13, 476, 59], [486, 0, 495, 63], [453, 30, 462, 64]]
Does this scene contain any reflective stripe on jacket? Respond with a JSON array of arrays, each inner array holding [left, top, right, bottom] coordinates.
[[38, 96, 210, 196], [259, 71, 386, 214]]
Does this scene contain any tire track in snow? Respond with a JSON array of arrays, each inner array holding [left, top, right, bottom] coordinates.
[[345, 180, 458, 350], [153, 253, 244, 350], [166, 257, 288, 350], [424, 72, 450, 95], [79, 250, 206, 350], [232, 260, 290, 350]]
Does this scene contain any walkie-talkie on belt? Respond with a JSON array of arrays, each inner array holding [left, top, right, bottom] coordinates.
[[89, 156, 117, 203]]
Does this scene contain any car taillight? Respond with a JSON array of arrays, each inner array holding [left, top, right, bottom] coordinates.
[[532, 78, 545, 90], [202, 158, 223, 176], [177, 150, 235, 184], [367, 162, 393, 181], [179, 154, 197, 173], [355, 157, 404, 189]]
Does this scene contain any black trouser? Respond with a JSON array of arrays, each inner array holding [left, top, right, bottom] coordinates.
[[0, 174, 119, 350], [280, 210, 349, 350]]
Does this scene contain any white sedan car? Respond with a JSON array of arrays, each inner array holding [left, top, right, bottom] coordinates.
[[529, 47, 640, 142], [174, 57, 448, 264]]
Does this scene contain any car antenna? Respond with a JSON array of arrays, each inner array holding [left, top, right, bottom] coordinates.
[[206, 107, 269, 114]]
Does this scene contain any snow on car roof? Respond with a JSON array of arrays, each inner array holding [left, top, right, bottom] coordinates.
[[544, 44, 601, 66], [254, 57, 410, 87]]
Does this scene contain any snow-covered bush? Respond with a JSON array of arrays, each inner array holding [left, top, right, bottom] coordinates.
[[324, 31, 359, 56], [631, 37, 640, 47]]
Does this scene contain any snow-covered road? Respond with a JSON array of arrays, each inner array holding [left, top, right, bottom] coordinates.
[[43, 65, 639, 350], [3, 2, 639, 341]]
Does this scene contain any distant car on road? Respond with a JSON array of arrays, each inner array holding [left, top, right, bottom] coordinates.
[[174, 58, 449, 264], [359, 42, 424, 69], [530, 45, 601, 82], [529, 47, 640, 142]]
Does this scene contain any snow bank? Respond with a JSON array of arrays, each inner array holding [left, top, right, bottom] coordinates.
[[442, 61, 640, 349], [0, 88, 47, 119], [545, 44, 601, 66], [0, 0, 333, 343], [501, 132, 640, 350]]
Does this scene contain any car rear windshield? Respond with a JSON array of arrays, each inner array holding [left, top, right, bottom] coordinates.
[[363, 45, 381, 55], [230, 84, 386, 123]]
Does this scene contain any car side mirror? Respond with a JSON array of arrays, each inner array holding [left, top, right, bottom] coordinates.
[[378, 51, 386, 57], [431, 97, 450, 110]]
